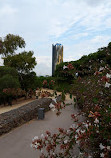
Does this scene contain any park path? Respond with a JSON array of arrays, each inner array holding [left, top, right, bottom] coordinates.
[[0, 103, 79, 158]]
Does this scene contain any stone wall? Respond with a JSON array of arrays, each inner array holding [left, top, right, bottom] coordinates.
[[0, 98, 52, 136]]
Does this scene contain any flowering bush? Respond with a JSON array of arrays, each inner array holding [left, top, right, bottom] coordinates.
[[2, 88, 26, 97], [42, 80, 55, 89], [31, 64, 111, 158], [49, 80, 55, 86], [67, 63, 74, 70], [43, 80, 48, 87], [0, 88, 27, 106]]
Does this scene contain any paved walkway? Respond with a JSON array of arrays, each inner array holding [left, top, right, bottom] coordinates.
[[0, 104, 79, 158]]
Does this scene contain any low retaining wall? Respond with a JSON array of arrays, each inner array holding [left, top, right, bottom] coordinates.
[[0, 98, 52, 136]]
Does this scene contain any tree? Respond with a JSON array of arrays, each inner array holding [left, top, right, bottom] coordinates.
[[0, 34, 25, 57], [20, 71, 37, 90], [0, 34, 37, 91], [4, 51, 37, 90], [0, 67, 20, 105], [0, 66, 20, 92], [0, 74, 20, 91], [4, 51, 37, 74], [0, 75, 20, 106], [0, 66, 18, 79]]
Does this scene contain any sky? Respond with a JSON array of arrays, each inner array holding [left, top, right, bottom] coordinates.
[[0, 0, 111, 76]]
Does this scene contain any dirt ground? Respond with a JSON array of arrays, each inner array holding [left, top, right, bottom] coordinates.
[[0, 97, 36, 114]]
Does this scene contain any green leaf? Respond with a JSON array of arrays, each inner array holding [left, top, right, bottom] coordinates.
[[74, 98, 76, 102], [92, 97, 98, 104], [70, 94, 72, 99], [62, 91, 66, 101]]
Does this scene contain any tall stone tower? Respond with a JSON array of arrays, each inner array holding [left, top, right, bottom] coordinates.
[[52, 43, 63, 76]]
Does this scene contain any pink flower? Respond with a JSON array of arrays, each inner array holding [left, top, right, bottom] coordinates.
[[67, 63, 74, 70], [102, 76, 109, 82], [94, 71, 102, 75], [43, 80, 47, 85]]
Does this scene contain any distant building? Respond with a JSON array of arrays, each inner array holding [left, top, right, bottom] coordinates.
[[52, 43, 63, 76]]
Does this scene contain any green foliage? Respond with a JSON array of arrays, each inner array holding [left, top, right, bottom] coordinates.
[[4, 51, 37, 74], [20, 71, 37, 91], [70, 94, 72, 99], [92, 97, 98, 104], [0, 34, 37, 105], [53, 79, 72, 93], [0, 34, 25, 57], [0, 34, 37, 91], [0, 74, 20, 91], [55, 64, 75, 83], [0, 66, 18, 78], [61, 91, 66, 102], [35, 76, 55, 89], [0, 66, 20, 105]]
